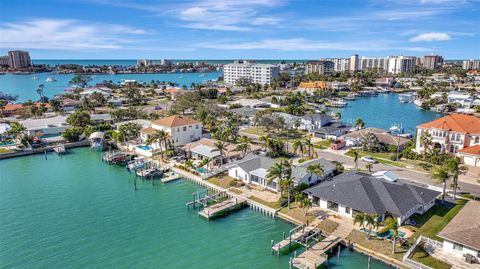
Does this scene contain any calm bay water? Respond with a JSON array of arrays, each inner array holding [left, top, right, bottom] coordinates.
[[0, 148, 392, 268], [334, 94, 443, 132], [0, 71, 223, 102]]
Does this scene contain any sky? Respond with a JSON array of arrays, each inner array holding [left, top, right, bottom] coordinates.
[[0, 0, 479, 59]]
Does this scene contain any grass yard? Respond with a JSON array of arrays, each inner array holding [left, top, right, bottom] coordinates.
[[230, 188, 243, 195], [279, 202, 316, 224], [347, 230, 408, 261], [240, 127, 269, 137], [345, 149, 406, 168], [206, 174, 237, 189], [0, 148, 14, 154], [405, 199, 467, 243], [313, 140, 332, 150], [249, 196, 281, 209], [410, 243, 451, 269]]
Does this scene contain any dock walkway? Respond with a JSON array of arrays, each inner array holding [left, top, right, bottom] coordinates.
[[198, 197, 247, 220], [291, 235, 341, 269], [272, 225, 316, 254]]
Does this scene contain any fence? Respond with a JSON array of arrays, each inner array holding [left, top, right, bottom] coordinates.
[[403, 235, 443, 269]]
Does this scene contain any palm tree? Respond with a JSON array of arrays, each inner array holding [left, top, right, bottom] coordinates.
[[267, 162, 284, 192], [431, 166, 450, 203], [365, 163, 373, 173], [7, 122, 26, 141], [364, 214, 378, 240], [213, 141, 227, 168], [445, 158, 467, 200], [306, 163, 324, 183], [280, 177, 294, 209], [301, 197, 312, 216], [259, 135, 271, 151], [303, 138, 316, 159], [354, 117, 365, 129], [36, 84, 44, 101], [420, 131, 433, 160], [292, 139, 304, 157], [384, 217, 399, 254], [353, 213, 365, 229], [352, 150, 359, 169], [146, 129, 169, 159]]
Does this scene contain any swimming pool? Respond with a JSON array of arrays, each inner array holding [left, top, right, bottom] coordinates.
[[196, 167, 207, 174], [0, 141, 16, 147], [136, 145, 153, 151], [378, 230, 406, 239], [40, 134, 62, 139]]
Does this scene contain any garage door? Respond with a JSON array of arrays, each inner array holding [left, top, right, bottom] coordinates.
[[463, 156, 477, 167]]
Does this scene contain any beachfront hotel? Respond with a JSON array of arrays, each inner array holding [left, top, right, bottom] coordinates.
[[223, 60, 280, 85]]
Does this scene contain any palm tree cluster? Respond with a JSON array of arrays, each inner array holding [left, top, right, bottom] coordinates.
[[146, 129, 170, 159], [353, 213, 379, 240], [260, 135, 285, 158], [431, 157, 467, 202], [292, 138, 317, 159], [267, 160, 294, 209], [294, 193, 313, 216]]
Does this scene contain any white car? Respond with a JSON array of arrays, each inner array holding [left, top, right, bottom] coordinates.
[[361, 156, 377, 164]]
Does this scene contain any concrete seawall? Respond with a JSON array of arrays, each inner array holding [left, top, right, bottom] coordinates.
[[0, 140, 90, 160]]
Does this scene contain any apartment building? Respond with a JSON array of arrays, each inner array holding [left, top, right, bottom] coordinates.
[[462, 59, 480, 70], [7, 50, 32, 69], [223, 60, 279, 85], [360, 57, 389, 71], [305, 60, 335, 75], [423, 55, 444, 70], [387, 56, 416, 74], [349, 54, 360, 71]]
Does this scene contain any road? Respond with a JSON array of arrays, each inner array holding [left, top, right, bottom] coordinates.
[[240, 131, 480, 196]]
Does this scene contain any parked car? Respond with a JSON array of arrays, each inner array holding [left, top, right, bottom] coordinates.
[[361, 156, 377, 164]]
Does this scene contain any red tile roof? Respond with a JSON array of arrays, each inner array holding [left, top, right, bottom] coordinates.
[[4, 103, 51, 111], [459, 145, 480, 156], [417, 114, 480, 134], [152, 115, 199, 128]]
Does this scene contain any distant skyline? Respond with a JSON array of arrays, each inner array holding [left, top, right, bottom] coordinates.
[[0, 0, 479, 59]]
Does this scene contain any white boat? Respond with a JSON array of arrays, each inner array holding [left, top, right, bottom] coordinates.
[[389, 124, 402, 133], [127, 157, 150, 171], [398, 94, 413, 103], [45, 77, 57, 82], [345, 93, 356, 100], [331, 99, 348, 107], [31, 76, 39, 80], [414, 99, 423, 107]]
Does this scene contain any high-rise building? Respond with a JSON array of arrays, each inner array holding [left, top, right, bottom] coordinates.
[[323, 58, 350, 72], [305, 60, 335, 75], [462, 60, 480, 70], [0, 56, 9, 66], [387, 56, 416, 74], [423, 55, 444, 70], [7, 50, 31, 69], [137, 59, 152, 67], [223, 60, 279, 85], [349, 54, 360, 71], [360, 57, 389, 71]]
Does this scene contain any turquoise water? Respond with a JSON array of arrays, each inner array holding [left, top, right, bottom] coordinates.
[[0, 148, 393, 268], [0, 71, 222, 102], [196, 167, 208, 174], [136, 145, 153, 151], [32, 59, 308, 66], [333, 94, 443, 132]]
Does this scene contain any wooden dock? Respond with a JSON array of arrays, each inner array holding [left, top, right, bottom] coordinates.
[[198, 197, 246, 220], [272, 225, 317, 254], [291, 235, 341, 269], [161, 173, 181, 183]]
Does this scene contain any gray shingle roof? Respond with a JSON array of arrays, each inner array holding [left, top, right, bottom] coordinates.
[[304, 172, 440, 216], [291, 158, 335, 183], [438, 201, 480, 250], [225, 153, 277, 173]]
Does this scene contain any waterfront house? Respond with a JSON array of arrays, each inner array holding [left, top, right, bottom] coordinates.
[[303, 172, 440, 225], [343, 127, 410, 149], [438, 201, 480, 261], [90, 114, 112, 124], [20, 115, 69, 138], [311, 122, 352, 140], [62, 99, 82, 112], [140, 115, 202, 147], [297, 81, 328, 95], [230, 98, 271, 108], [226, 154, 335, 192], [415, 114, 480, 166], [3, 103, 52, 117], [181, 138, 262, 167], [273, 112, 333, 131]]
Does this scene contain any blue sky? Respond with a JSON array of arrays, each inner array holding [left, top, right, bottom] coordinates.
[[0, 0, 479, 59]]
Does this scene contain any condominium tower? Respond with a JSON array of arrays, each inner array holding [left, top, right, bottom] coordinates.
[[223, 60, 279, 85], [7, 50, 32, 69]]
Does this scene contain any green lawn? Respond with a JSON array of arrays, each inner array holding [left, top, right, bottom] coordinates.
[[314, 140, 332, 149], [0, 148, 14, 154], [240, 127, 269, 137], [345, 150, 406, 168], [249, 196, 281, 209], [410, 243, 451, 269], [279, 202, 316, 224], [405, 199, 467, 243], [206, 174, 237, 189], [347, 230, 408, 261]]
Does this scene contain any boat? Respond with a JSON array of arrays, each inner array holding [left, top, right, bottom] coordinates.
[[414, 99, 423, 107], [126, 157, 150, 171], [53, 144, 66, 154], [389, 124, 402, 133], [398, 94, 413, 103], [31, 76, 39, 80], [344, 93, 356, 101], [330, 99, 348, 107], [45, 77, 57, 82]]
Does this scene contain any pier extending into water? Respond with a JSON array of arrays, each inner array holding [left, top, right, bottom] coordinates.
[[198, 197, 247, 220], [290, 235, 342, 269], [271, 224, 318, 255]]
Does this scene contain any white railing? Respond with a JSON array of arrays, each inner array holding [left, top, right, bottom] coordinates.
[[403, 235, 443, 269]]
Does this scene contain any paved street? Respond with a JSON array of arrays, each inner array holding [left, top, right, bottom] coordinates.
[[240, 131, 480, 196]]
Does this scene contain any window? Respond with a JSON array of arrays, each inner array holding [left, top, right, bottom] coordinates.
[[345, 207, 351, 214], [183, 127, 187, 132], [453, 243, 463, 252], [475, 136, 479, 144], [196, 125, 199, 129]]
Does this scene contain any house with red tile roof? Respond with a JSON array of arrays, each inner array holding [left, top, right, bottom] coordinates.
[[140, 115, 202, 147], [415, 114, 480, 166]]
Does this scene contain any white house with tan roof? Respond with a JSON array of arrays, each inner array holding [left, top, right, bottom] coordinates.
[[140, 115, 202, 147]]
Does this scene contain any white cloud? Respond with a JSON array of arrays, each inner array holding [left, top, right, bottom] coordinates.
[[195, 38, 430, 52], [0, 19, 149, 50], [409, 32, 451, 42]]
